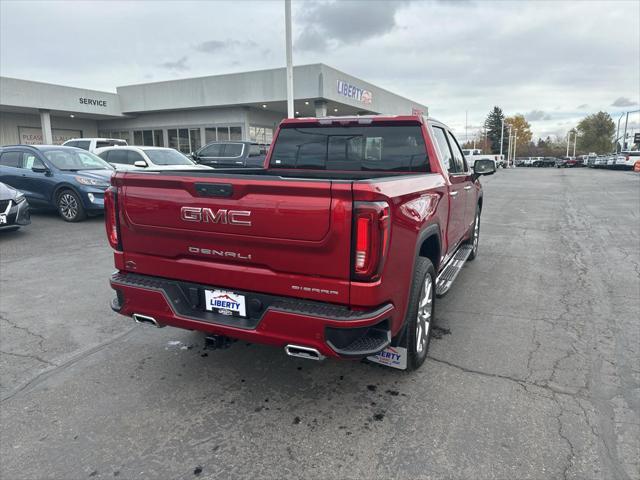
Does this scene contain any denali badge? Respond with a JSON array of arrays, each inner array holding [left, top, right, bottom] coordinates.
[[189, 246, 252, 260], [181, 207, 251, 226]]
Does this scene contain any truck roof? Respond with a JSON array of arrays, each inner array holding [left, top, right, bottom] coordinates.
[[280, 115, 436, 126]]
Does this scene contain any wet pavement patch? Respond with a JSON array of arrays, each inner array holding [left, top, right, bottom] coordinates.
[[432, 325, 452, 339], [367, 384, 377, 391], [193, 466, 203, 476]]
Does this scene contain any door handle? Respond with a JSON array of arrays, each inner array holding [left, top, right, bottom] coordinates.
[[464, 185, 472, 190], [450, 191, 459, 197]]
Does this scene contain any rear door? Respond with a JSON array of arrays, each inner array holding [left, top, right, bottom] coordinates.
[[19, 151, 52, 204], [431, 126, 468, 253]]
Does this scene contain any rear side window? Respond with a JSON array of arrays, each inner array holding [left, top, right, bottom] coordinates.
[[222, 144, 243, 158], [270, 125, 429, 171], [0, 151, 23, 168], [75, 141, 91, 151]]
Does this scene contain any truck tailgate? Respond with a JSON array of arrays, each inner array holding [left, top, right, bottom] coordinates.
[[115, 172, 353, 302]]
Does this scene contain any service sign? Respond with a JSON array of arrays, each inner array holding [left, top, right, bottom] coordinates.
[[337, 80, 373, 105]]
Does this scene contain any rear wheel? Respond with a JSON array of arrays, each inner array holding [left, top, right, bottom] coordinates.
[[57, 190, 86, 222], [404, 257, 436, 371]]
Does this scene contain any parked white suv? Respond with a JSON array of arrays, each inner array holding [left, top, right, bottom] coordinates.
[[63, 138, 127, 153], [95, 146, 210, 171]]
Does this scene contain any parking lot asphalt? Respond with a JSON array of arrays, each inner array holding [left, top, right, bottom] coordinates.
[[1, 168, 638, 480]]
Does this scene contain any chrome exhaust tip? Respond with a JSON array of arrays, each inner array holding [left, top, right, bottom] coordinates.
[[284, 344, 325, 361], [133, 313, 163, 328]]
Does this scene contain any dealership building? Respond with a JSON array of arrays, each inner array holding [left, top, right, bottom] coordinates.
[[0, 63, 428, 153]]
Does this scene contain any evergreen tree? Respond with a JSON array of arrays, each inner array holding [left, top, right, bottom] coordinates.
[[483, 106, 506, 154]]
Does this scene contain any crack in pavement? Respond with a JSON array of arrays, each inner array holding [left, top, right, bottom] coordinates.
[[0, 313, 47, 351], [1, 326, 137, 403], [0, 350, 57, 367]]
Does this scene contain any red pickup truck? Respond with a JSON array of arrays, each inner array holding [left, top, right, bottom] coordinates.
[[105, 115, 495, 371]]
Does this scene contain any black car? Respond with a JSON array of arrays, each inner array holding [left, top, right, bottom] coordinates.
[[192, 141, 268, 168], [0, 182, 30, 231]]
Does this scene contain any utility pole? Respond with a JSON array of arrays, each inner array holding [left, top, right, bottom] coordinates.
[[465, 110, 468, 144], [507, 126, 512, 167], [284, 0, 294, 119], [616, 112, 624, 152], [499, 118, 505, 157]]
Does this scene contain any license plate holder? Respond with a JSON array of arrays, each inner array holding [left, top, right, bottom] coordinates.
[[204, 289, 247, 317]]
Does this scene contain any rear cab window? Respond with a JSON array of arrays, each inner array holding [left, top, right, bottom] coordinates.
[[269, 124, 429, 172]]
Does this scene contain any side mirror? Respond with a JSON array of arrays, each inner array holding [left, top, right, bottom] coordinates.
[[32, 166, 49, 174], [473, 159, 496, 178], [134, 160, 148, 168]]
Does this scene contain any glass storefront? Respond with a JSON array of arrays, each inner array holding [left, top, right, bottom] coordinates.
[[100, 124, 244, 152]]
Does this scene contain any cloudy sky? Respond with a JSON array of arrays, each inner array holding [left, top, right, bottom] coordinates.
[[1, 0, 638, 140]]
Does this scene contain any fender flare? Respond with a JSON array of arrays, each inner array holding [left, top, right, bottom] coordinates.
[[392, 222, 442, 347]]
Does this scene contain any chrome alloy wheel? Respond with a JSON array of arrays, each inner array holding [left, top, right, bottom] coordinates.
[[416, 274, 433, 353], [59, 193, 79, 220]]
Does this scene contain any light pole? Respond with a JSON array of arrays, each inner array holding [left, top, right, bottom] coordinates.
[[507, 126, 512, 167], [622, 109, 640, 151], [284, 0, 294, 119], [572, 130, 577, 157], [499, 117, 505, 157], [513, 129, 518, 162], [565, 130, 571, 158], [616, 112, 624, 152]]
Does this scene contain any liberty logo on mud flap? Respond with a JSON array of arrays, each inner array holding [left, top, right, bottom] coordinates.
[[367, 346, 407, 370]]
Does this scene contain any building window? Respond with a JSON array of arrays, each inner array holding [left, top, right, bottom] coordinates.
[[142, 130, 153, 146], [133, 131, 143, 145], [153, 130, 163, 147], [249, 126, 274, 144], [205, 128, 217, 143], [189, 128, 201, 153], [230, 126, 242, 141], [217, 127, 230, 141]]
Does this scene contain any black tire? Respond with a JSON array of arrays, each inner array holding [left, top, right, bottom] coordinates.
[[403, 257, 436, 371], [466, 207, 480, 261], [57, 189, 86, 222]]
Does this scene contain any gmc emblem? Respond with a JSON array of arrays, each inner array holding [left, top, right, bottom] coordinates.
[[181, 207, 251, 226]]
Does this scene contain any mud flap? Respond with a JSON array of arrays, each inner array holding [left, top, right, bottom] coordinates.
[[366, 346, 408, 370]]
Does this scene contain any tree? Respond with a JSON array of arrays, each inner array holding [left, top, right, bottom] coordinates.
[[576, 112, 615, 154], [483, 106, 506, 154], [504, 115, 533, 157]]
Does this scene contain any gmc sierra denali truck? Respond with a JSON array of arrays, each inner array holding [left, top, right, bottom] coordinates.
[[106, 115, 495, 371]]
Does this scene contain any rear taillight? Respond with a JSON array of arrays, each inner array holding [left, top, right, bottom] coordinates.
[[352, 202, 390, 281], [104, 186, 121, 250]]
